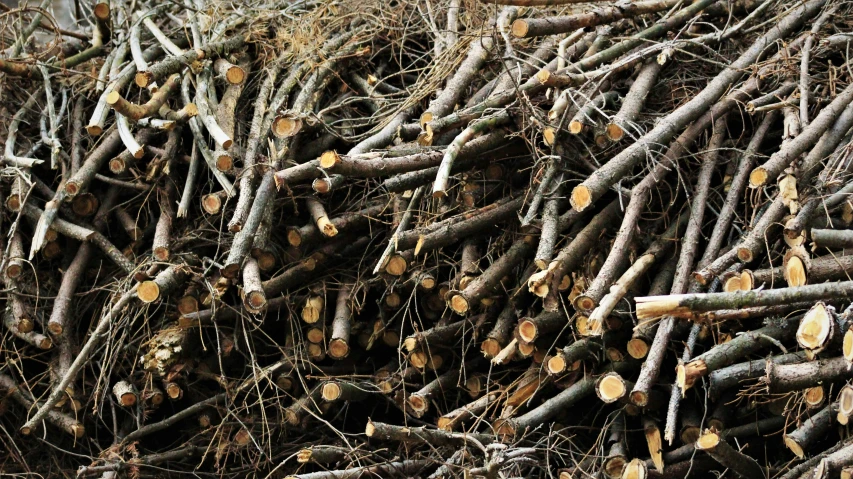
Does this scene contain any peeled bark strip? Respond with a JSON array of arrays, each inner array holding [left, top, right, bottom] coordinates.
[[586, 211, 688, 331], [637, 281, 853, 320]]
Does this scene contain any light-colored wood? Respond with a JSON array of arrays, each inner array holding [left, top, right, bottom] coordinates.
[[695, 431, 721, 450], [644, 420, 664, 472], [797, 302, 832, 352], [113, 381, 137, 407], [301, 296, 324, 324], [621, 458, 647, 479], [137, 281, 161, 303], [319, 150, 341, 168], [597, 374, 626, 403], [385, 255, 408, 276]]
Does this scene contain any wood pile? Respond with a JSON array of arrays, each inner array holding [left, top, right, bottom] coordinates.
[[2, 0, 853, 477]]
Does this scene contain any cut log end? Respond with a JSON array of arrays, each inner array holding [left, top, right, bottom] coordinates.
[[839, 385, 853, 418], [785, 255, 807, 287], [568, 121, 584, 135], [409, 350, 428, 369], [138, 281, 161, 303], [177, 296, 199, 315], [749, 167, 768, 188], [626, 339, 650, 359], [287, 229, 303, 247], [316, 216, 339, 237], [321, 382, 341, 401], [215, 153, 234, 172], [47, 320, 62, 336], [135, 71, 153, 88], [113, 381, 137, 407], [535, 69, 552, 85], [153, 246, 170, 262], [843, 329, 853, 361], [5, 195, 21, 212], [675, 360, 707, 394], [364, 421, 377, 437], [695, 432, 721, 450], [805, 385, 825, 409], [93, 2, 110, 19], [597, 375, 626, 403], [109, 158, 127, 174], [606, 123, 624, 141], [570, 185, 592, 211], [255, 250, 277, 271], [105, 90, 122, 106], [481, 338, 502, 358], [329, 338, 350, 359], [737, 247, 754, 263], [797, 302, 832, 351], [518, 319, 537, 343], [448, 293, 469, 315], [224, 65, 246, 84], [681, 426, 701, 445], [574, 295, 596, 312], [546, 355, 567, 375], [245, 291, 267, 313], [630, 391, 648, 407], [319, 150, 341, 168], [38, 337, 53, 350], [301, 296, 324, 324], [385, 255, 408, 276], [621, 458, 647, 479], [6, 263, 23, 279], [604, 457, 626, 478], [165, 382, 183, 400], [272, 116, 302, 138], [543, 127, 556, 146], [723, 275, 742, 292], [407, 394, 428, 415], [419, 111, 433, 129], [510, 19, 528, 37], [202, 194, 222, 215], [86, 124, 103, 136]]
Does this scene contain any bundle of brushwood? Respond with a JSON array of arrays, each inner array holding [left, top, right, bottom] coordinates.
[[6, 0, 853, 477]]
